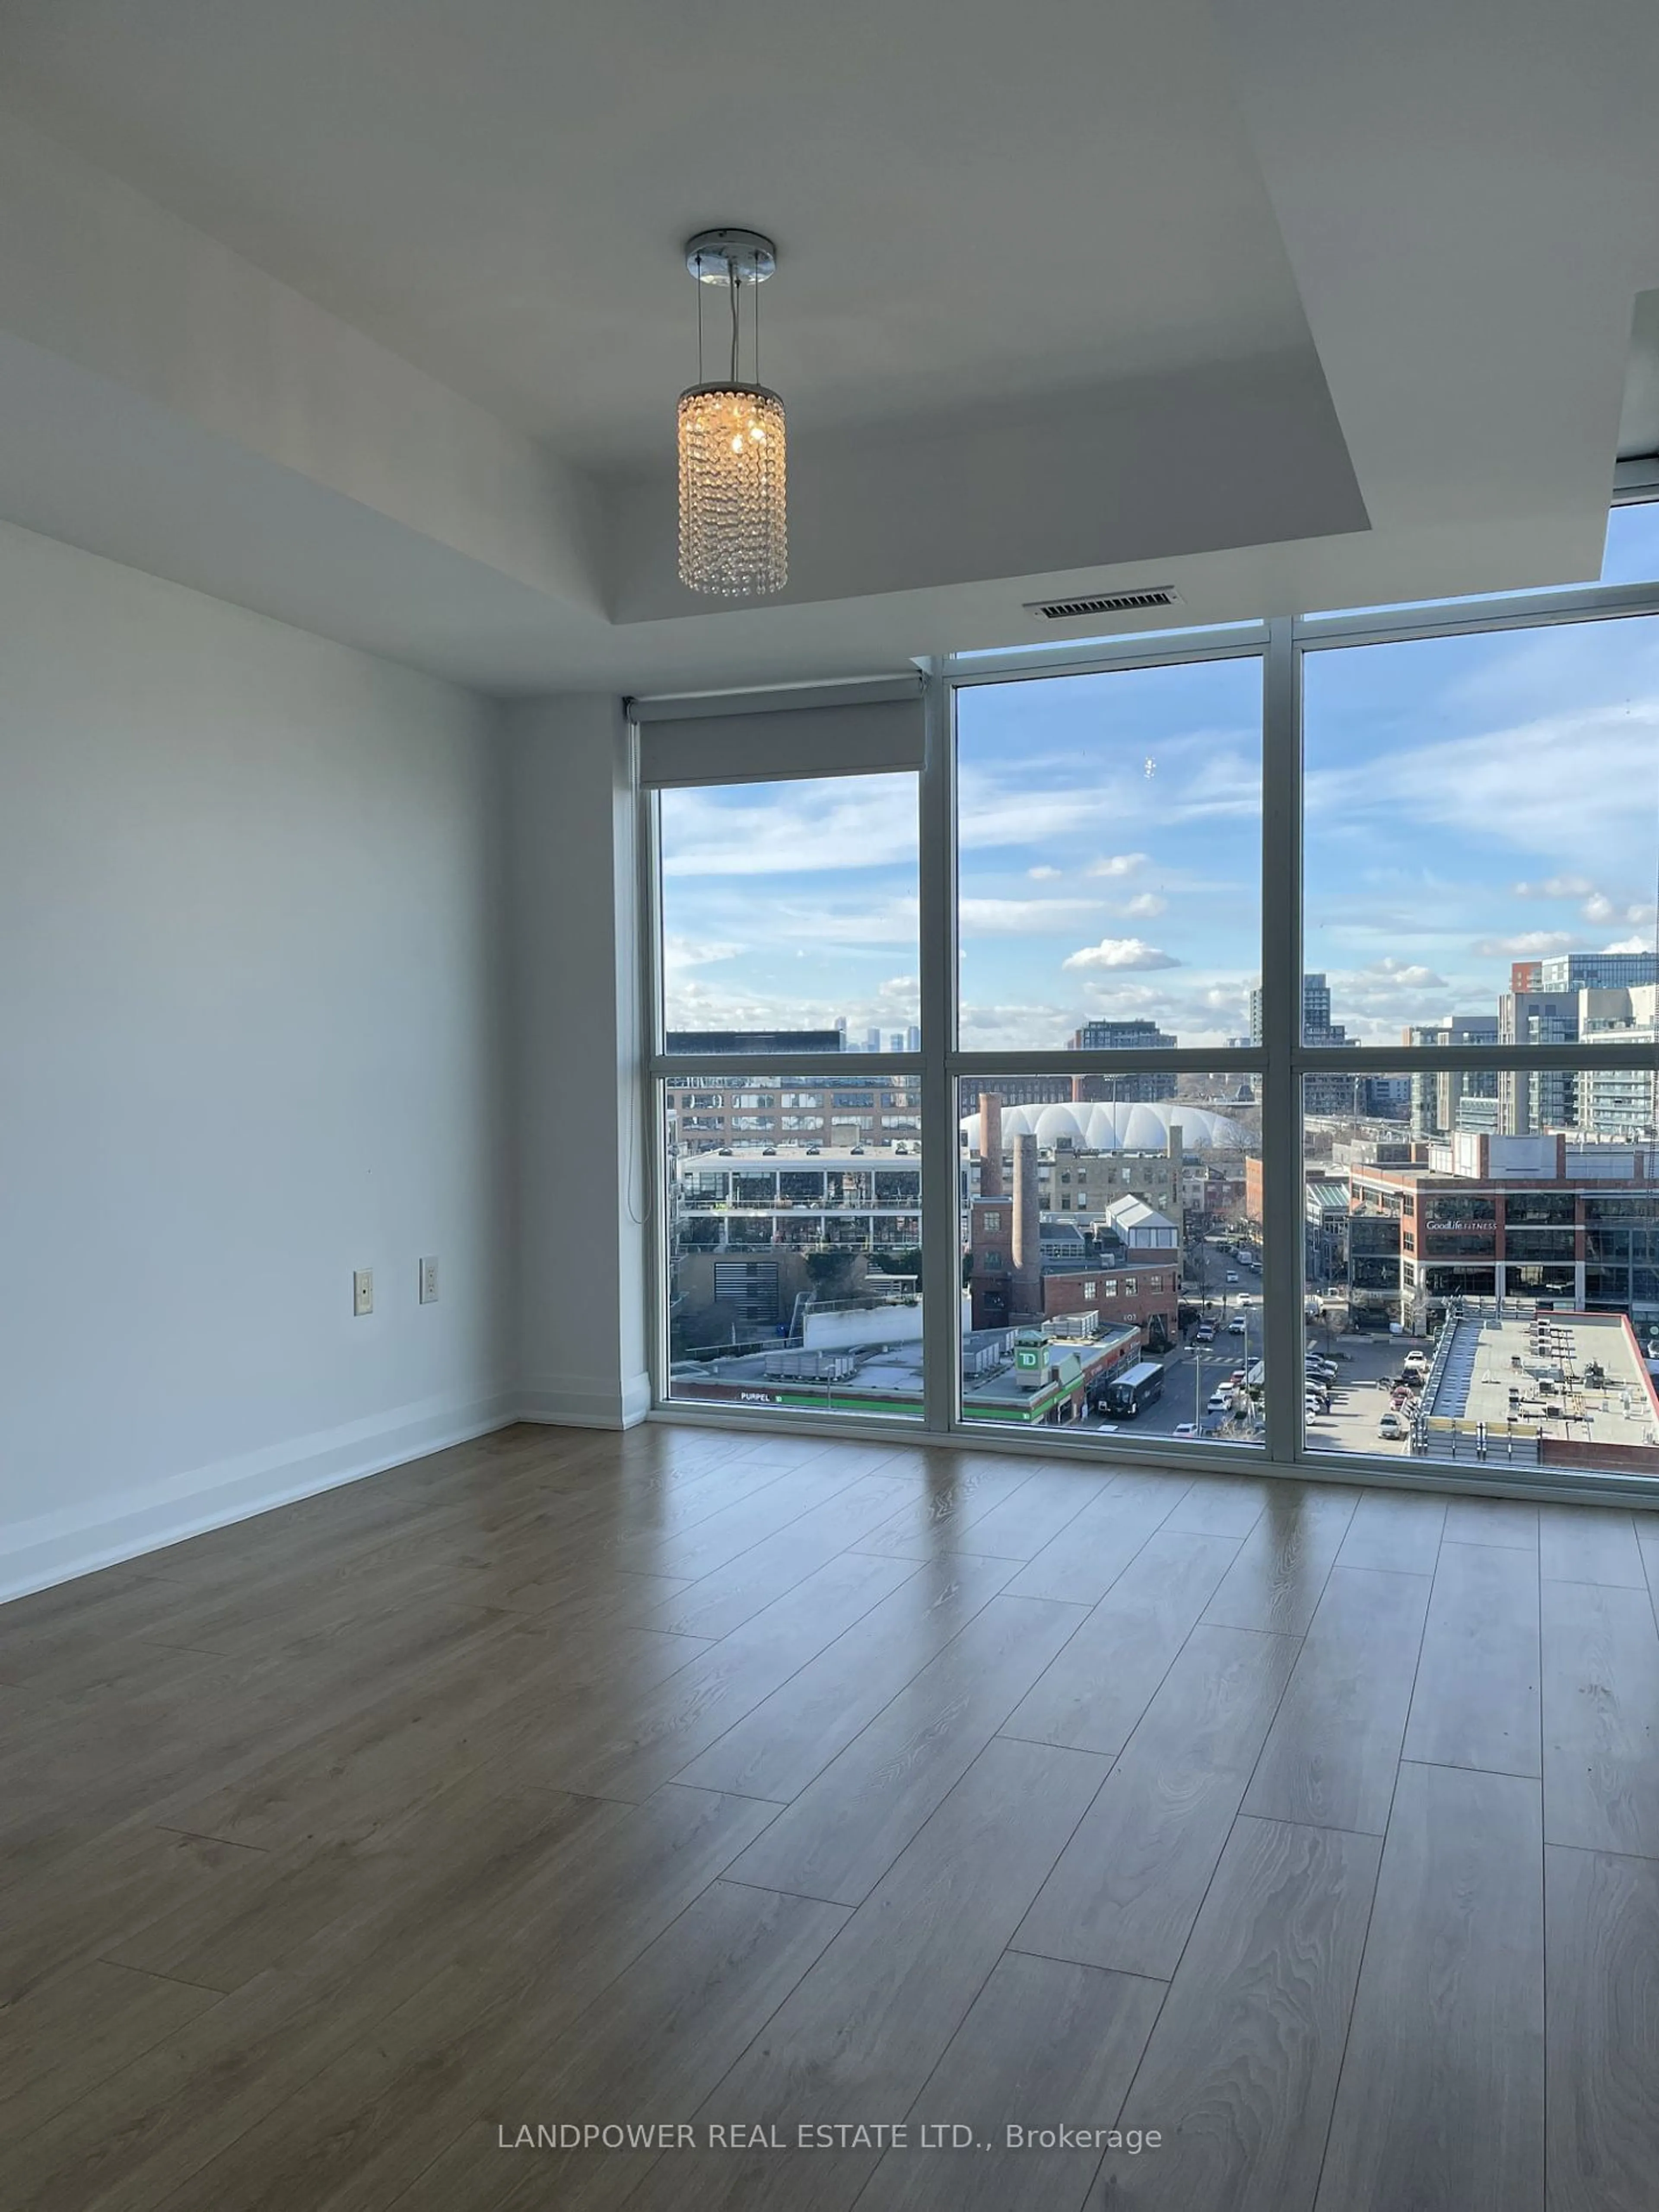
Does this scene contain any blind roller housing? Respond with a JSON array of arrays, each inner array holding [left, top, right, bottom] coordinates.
[[634, 677, 923, 788]]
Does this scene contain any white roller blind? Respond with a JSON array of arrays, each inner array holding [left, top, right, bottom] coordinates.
[[633, 676, 924, 788]]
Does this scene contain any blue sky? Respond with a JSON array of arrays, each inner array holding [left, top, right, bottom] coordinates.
[[661, 508, 1659, 1051]]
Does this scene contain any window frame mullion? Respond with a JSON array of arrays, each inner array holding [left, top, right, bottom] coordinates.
[[918, 658, 959, 1434], [1260, 617, 1304, 1468]]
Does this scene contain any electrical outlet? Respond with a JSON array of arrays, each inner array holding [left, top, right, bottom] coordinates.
[[419, 1255, 439, 1304], [353, 1268, 374, 1317]]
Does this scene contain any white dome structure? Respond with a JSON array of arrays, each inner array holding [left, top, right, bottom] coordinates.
[[960, 1100, 1249, 1153]]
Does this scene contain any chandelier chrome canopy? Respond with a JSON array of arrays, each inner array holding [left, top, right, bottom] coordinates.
[[677, 228, 786, 597]]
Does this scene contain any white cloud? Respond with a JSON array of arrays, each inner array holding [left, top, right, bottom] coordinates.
[[660, 776, 918, 878], [1062, 937, 1181, 973], [1122, 891, 1168, 919], [1027, 864, 1062, 881], [757, 896, 918, 947], [664, 972, 922, 1036], [1087, 852, 1148, 878], [1602, 934, 1652, 954], [1311, 957, 1459, 1045], [661, 934, 742, 972], [958, 1001, 1079, 1053], [1306, 700, 1659, 878], [1513, 874, 1596, 899], [1510, 877, 1653, 933], [1470, 931, 1574, 958], [1359, 957, 1448, 989], [1167, 750, 1262, 821], [958, 896, 1105, 937]]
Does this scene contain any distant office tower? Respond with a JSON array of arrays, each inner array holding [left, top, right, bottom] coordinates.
[[1537, 952, 1658, 993], [1362, 1075, 1411, 1116], [1249, 974, 1347, 1050], [1406, 1015, 1500, 1136], [1500, 971, 1659, 1133], [833, 1016, 848, 1043], [1066, 1017, 1176, 1103], [1498, 984, 1579, 1133], [1577, 983, 1658, 1135], [864, 1027, 882, 1053], [906, 1025, 921, 1053], [1406, 1027, 1440, 1137], [1070, 1018, 1176, 1052], [887, 1031, 905, 1052], [1252, 974, 1351, 1113]]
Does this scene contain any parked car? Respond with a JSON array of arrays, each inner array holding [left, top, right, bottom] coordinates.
[[1172, 1421, 1199, 1439], [1378, 1411, 1409, 1440], [1225, 1271, 1240, 1284]]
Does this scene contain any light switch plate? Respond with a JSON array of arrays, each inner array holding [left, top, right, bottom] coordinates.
[[420, 1256, 439, 1304], [353, 1268, 374, 1316]]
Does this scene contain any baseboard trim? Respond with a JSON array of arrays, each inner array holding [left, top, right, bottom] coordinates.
[[518, 1372, 652, 1431], [0, 1386, 520, 1607]]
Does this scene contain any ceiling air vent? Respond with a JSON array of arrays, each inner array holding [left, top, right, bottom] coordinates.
[[1025, 586, 1182, 621]]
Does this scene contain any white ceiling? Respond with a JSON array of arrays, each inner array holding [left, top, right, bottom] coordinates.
[[0, 0, 1653, 693], [0, 0, 1313, 467]]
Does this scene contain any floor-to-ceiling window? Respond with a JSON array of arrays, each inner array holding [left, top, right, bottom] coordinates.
[[1295, 508, 1659, 1480], [950, 647, 1268, 1449], [644, 699, 928, 1423], [640, 496, 1659, 1492]]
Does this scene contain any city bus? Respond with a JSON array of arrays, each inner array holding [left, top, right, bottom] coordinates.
[[1102, 1360, 1165, 1419]]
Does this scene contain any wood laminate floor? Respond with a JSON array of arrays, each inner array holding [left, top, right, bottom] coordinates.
[[3, 1423, 1658, 2211]]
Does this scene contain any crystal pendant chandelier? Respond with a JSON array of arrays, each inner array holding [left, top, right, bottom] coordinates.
[[678, 229, 786, 597]]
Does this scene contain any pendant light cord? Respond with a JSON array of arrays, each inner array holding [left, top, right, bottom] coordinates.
[[729, 267, 741, 384]]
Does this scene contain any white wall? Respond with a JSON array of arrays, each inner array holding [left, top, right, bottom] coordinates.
[[504, 695, 650, 1429], [0, 521, 517, 1597]]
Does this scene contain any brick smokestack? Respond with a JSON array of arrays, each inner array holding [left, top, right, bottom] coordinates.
[[978, 1091, 1005, 1199], [1011, 1132, 1042, 1317]]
